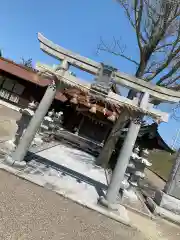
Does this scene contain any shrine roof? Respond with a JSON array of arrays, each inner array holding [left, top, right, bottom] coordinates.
[[121, 123, 174, 153], [0, 57, 67, 102], [0, 57, 49, 86], [62, 87, 122, 120], [138, 123, 174, 153]]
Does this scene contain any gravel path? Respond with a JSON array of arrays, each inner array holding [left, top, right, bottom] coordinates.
[[0, 170, 148, 240]]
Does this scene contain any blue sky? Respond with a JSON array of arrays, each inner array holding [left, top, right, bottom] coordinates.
[[0, 0, 179, 147]]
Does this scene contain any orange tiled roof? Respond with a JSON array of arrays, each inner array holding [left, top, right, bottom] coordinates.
[[63, 88, 122, 117]]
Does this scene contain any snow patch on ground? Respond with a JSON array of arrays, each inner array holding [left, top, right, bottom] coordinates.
[[37, 144, 107, 185], [1, 142, 147, 224], [124, 189, 138, 202]]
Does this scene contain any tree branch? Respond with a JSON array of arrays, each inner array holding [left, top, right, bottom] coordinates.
[[117, 0, 136, 29], [134, 0, 144, 52], [97, 37, 139, 66], [146, 45, 180, 81], [157, 61, 180, 85], [117, 0, 147, 44], [155, 43, 173, 51], [163, 75, 180, 87]]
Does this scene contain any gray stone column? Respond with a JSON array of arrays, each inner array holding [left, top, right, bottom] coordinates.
[[5, 82, 56, 167], [5, 61, 68, 167], [99, 93, 149, 208], [163, 150, 180, 197], [99, 118, 142, 208], [151, 150, 180, 218]]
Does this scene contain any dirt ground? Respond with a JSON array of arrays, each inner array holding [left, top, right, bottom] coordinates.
[[0, 169, 179, 240], [0, 170, 148, 240], [129, 209, 180, 240], [0, 105, 21, 121]]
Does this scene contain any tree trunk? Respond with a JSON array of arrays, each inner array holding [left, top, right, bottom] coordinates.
[[95, 109, 129, 167], [127, 67, 145, 99]]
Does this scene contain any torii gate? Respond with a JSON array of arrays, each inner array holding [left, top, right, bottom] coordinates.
[[6, 33, 180, 209]]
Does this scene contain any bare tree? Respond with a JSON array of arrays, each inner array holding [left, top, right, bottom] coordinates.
[[20, 58, 34, 70], [98, 0, 179, 86], [96, 0, 180, 167]]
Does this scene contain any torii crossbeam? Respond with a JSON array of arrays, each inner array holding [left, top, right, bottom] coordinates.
[[38, 33, 180, 104]]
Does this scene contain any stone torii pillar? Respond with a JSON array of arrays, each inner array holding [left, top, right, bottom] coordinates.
[[99, 92, 149, 208], [5, 60, 69, 167]]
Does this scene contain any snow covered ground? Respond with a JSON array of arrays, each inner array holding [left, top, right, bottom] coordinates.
[[3, 142, 109, 207], [37, 144, 108, 185], [1, 142, 153, 223]]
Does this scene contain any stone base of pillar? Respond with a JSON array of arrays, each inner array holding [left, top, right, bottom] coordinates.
[[154, 190, 180, 215], [98, 196, 119, 210], [146, 191, 180, 224], [4, 155, 27, 168], [98, 189, 124, 211]]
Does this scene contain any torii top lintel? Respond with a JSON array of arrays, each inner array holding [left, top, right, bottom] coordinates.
[[38, 33, 180, 104]]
